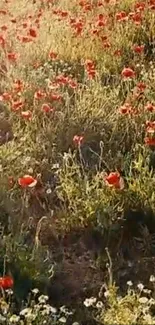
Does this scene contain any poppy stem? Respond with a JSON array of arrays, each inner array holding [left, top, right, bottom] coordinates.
[[3, 255, 6, 277], [78, 143, 85, 174], [105, 247, 113, 286]]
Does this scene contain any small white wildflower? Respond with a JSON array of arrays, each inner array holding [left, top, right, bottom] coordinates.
[[83, 297, 97, 307], [34, 304, 42, 312], [127, 281, 133, 287], [149, 298, 155, 305], [9, 315, 20, 323], [104, 290, 110, 298], [96, 301, 104, 309], [139, 297, 149, 304], [60, 306, 73, 315], [5, 289, 13, 295], [60, 305, 67, 313], [41, 309, 49, 316], [46, 188, 52, 194], [43, 304, 57, 314], [25, 313, 37, 321], [49, 305, 57, 314], [72, 322, 80, 325], [20, 308, 31, 316], [137, 283, 144, 291], [150, 275, 155, 282], [83, 299, 91, 307], [143, 314, 153, 324], [38, 295, 49, 304], [32, 288, 39, 295], [59, 316, 67, 323], [143, 289, 151, 295]]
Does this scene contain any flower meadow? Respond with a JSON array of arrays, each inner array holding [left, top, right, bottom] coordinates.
[[0, 0, 155, 323]]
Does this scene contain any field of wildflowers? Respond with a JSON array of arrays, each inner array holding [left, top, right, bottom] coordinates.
[[0, 0, 155, 323]]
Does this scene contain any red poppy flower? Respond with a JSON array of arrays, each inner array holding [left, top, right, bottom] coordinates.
[[87, 69, 96, 79], [0, 92, 12, 101], [136, 82, 146, 91], [35, 18, 40, 26], [21, 110, 32, 120], [96, 15, 107, 27], [1, 25, 7, 31], [146, 121, 155, 129], [149, 0, 155, 9], [73, 135, 84, 146], [49, 51, 58, 60], [0, 10, 7, 15], [134, 2, 146, 11], [71, 21, 84, 35], [121, 67, 135, 78], [53, 9, 61, 15], [50, 93, 62, 101], [91, 29, 100, 36], [41, 103, 54, 113], [129, 12, 142, 25], [68, 80, 77, 89], [146, 126, 155, 135], [133, 44, 144, 54], [0, 276, 14, 289], [70, 17, 76, 24], [115, 11, 128, 22], [12, 99, 24, 111], [17, 35, 32, 43], [10, 18, 17, 23], [13, 79, 24, 92], [119, 103, 132, 115], [145, 103, 155, 112], [105, 172, 124, 190], [22, 22, 28, 28], [83, 4, 93, 11], [144, 137, 155, 146], [85, 60, 97, 79], [114, 49, 122, 56], [97, 1, 104, 6], [29, 28, 37, 38], [7, 52, 18, 62], [55, 75, 68, 85], [34, 90, 47, 100], [85, 59, 95, 70], [18, 175, 37, 188], [60, 10, 68, 18]]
